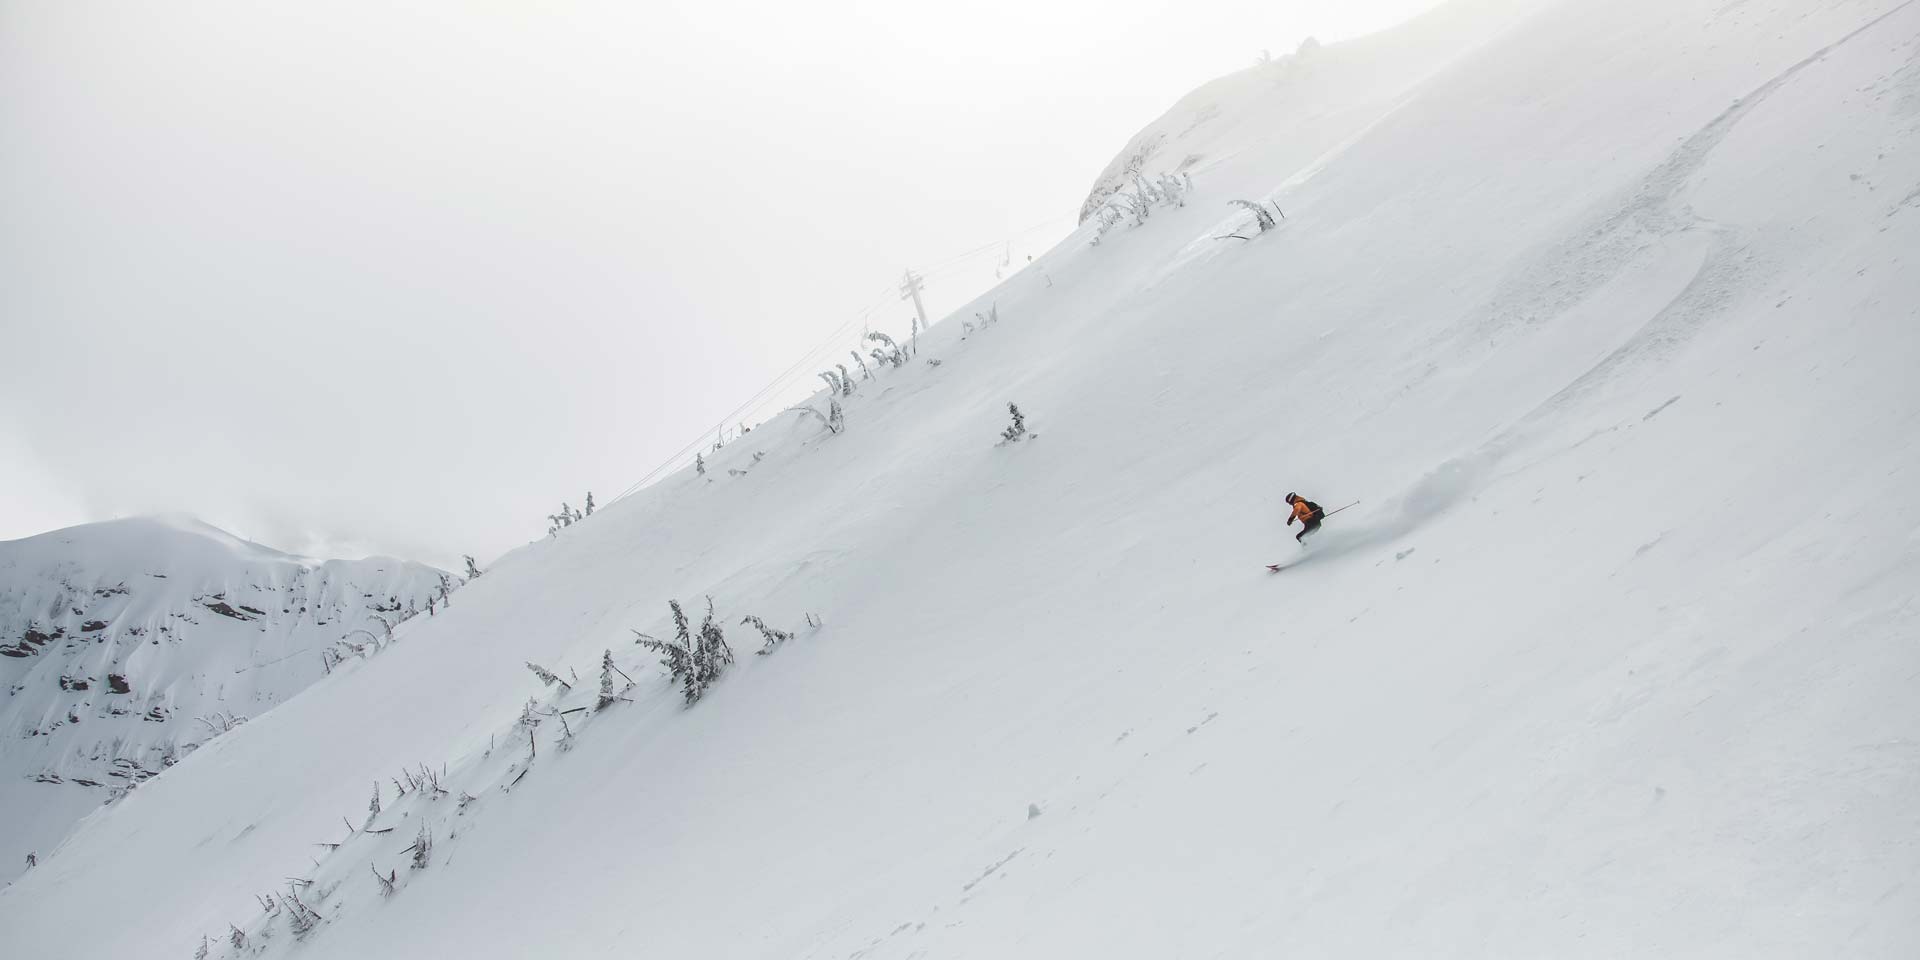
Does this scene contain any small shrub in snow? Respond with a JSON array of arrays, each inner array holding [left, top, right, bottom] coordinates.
[[633, 598, 734, 705], [282, 891, 320, 938], [828, 398, 844, 434], [865, 331, 906, 367], [595, 649, 623, 710], [1000, 403, 1029, 444], [818, 370, 842, 395], [364, 781, 381, 829], [789, 402, 840, 434], [525, 661, 570, 690], [584, 491, 595, 516], [371, 864, 397, 898], [1229, 199, 1279, 233], [409, 823, 432, 870], [229, 925, 248, 950], [850, 350, 871, 380], [836, 364, 855, 396], [741, 615, 794, 655], [463, 555, 483, 580]]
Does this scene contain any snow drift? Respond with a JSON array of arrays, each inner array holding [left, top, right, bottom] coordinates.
[[4, 0, 1918, 956]]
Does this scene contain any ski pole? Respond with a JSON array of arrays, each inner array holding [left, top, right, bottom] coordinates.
[[1324, 501, 1360, 517]]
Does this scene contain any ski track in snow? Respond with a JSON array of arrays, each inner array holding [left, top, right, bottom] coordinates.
[[1363, 0, 1920, 550]]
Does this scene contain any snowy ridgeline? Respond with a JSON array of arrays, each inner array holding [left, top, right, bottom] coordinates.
[[0, 516, 451, 882], [8, 0, 1920, 957]]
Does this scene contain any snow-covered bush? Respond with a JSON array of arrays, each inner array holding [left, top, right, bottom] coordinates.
[[1229, 199, 1280, 233], [546, 500, 585, 537], [282, 890, 320, 937], [371, 864, 396, 898], [866, 331, 906, 367], [789, 402, 843, 435], [818, 370, 842, 395], [741, 615, 794, 656], [1092, 173, 1192, 244], [850, 350, 871, 381], [633, 599, 734, 705], [1000, 403, 1029, 444], [463, 555, 483, 580], [696, 451, 706, 477], [836, 364, 855, 396], [525, 661, 569, 690], [409, 822, 432, 870], [595, 649, 625, 710]]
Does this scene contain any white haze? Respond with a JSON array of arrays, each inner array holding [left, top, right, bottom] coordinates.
[[0, 0, 1446, 566]]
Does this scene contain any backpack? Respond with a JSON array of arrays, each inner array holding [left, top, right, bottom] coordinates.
[[1302, 500, 1324, 520]]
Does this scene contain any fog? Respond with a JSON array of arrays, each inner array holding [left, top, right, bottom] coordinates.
[[1, 0, 1442, 567]]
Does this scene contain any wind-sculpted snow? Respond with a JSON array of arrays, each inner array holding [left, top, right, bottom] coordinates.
[[6, 0, 1920, 957]]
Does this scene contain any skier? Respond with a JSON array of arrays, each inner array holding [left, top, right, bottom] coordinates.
[[1284, 492, 1324, 542]]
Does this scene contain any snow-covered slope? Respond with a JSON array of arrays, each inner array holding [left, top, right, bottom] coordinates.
[[7, 0, 1920, 956], [0, 517, 449, 883], [1077, 0, 1532, 222]]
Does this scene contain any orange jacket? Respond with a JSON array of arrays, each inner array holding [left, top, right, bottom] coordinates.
[[1289, 499, 1318, 524]]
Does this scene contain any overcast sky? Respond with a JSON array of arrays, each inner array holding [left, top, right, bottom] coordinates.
[[1, 0, 1442, 568]]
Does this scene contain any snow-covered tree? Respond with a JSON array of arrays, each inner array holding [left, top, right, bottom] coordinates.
[[584, 492, 595, 516], [850, 350, 871, 380], [696, 452, 706, 477], [634, 598, 733, 705], [364, 781, 381, 829], [828, 398, 845, 434], [818, 370, 842, 395], [694, 599, 734, 691], [836, 363, 855, 396], [741, 615, 794, 656], [596, 649, 618, 710], [1000, 403, 1029, 444], [463, 555, 483, 580], [635, 600, 695, 701]]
